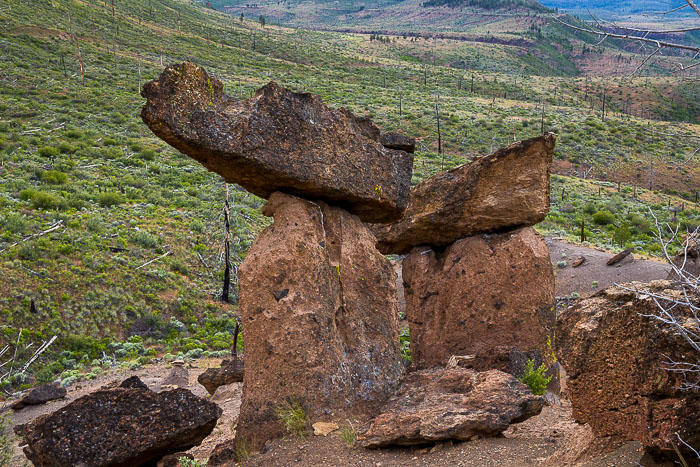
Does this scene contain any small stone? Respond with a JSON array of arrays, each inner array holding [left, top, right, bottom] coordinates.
[[312, 422, 339, 437]]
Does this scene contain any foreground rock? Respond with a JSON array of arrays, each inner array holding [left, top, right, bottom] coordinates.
[[236, 192, 403, 449], [16, 377, 222, 466], [556, 281, 700, 458], [403, 227, 555, 370], [198, 357, 244, 395], [141, 62, 414, 223], [10, 384, 66, 411], [361, 368, 544, 448], [371, 134, 554, 254]]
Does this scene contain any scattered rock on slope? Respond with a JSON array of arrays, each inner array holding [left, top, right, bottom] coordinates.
[[198, 357, 244, 395], [371, 133, 554, 254], [15, 377, 222, 467], [556, 281, 700, 459], [10, 384, 66, 411], [361, 367, 544, 448], [236, 192, 403, 449], [141, 62, 414, 224], [403, 227, 555, 370]]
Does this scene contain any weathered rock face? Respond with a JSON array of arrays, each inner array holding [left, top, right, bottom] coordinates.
[[15, 377, 222, 467], [10, 384, 66, 411], [371, 134, 554, 254], [403, 227, 555, 370], [197, 357, 244, 395], [236, 192, 403, 448], [556, 281, 700, 456], [141, 62, 414, 223], [360, 368, 544, 448]]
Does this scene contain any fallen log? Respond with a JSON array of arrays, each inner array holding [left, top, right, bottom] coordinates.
[[607, 248, 634, 266]]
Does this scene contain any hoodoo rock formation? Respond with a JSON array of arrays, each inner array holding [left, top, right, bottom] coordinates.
[[556, 281, 700, 458], [141, 62, 414, 223], [15, 377, 221, 467], [361, 367, 544, 448], [403, 227, 555, 370], [236, 192, 403, 448], [371, 133, 554, 255]]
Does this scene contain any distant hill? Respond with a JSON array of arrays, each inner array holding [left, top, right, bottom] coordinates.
[[422, 0, 550, 12], [538, 0, 699, 17]]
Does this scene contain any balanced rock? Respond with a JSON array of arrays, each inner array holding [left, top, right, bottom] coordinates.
[[163, 360, 189, 388], [556, 281, 700, 457], [403, 227, 555, 370], [360, 367, 544, 448], [10, 383, 66, 411], [197, 357, 244, 395], [236, 192, 403, 448], [372, 133, 554, 254], [16, 377, 222, 467], [141, 62, 414, 223]]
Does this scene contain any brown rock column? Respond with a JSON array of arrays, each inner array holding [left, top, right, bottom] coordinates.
[[236, 192, 403, 448], [403, 227, 555, 370]]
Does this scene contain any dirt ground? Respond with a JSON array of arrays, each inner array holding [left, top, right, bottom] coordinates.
[[546, 237, 670, 298], [1, 239, 679, 466]]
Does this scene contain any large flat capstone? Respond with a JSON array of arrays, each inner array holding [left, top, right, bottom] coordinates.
[[141, 62, 414, 223], [371, 133, 554, 254]]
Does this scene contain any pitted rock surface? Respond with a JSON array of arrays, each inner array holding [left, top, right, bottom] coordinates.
[[236, 192, 403, 449], [141, 62, 413, 223], [372, 133, 554, 254], [361, 367, 544, 448]]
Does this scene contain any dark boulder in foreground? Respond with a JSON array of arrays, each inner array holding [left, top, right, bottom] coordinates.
[[15, 377, 221, 467], [557, 281, 700, 458], [141, 62, 414, 224], [10, 384, 66, 411], [236, 192, 403, 449], [360, 368, 544, 448], [198, 357, 244, 395], [371, 133, 554, 254]]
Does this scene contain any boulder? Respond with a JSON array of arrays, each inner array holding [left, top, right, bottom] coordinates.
[[163, 360, 189, 388], [197, 357, 244, 395], [15, 377, 222, 467], [360, 367, 544, 448], [236, 192, 403, 449], [141, 62, 414, 224], [10, 384, 66, 411], [556, 281, 700, 457], [403, 227, 555, 370], [371, 134, 554, 254]]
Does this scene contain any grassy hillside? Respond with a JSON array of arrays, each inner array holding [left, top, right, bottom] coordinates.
[[0, 0, 699, 389]]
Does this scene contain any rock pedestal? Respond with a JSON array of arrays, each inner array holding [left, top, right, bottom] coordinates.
[[141, 62, 414, 223], [403, 227, 555, 370], [556, 281, 700, 457], [236, 192, 403, 448]]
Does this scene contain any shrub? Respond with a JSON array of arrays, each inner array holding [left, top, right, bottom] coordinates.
[[130, 230, 161, 249], [98, 192, 125, 207], [339, 421, 357, 447], [613, 224, 631, 247], [41, 170, 68, 184], [592, 210, 615, 225], [0, 414, 12, 466], [276, 398, 309, 439], [519, 359, 551, 396], [31, 192, 63, 210], [38, 146, 59, 158]]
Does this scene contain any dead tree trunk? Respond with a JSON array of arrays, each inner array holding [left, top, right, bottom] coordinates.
[[221, 183, 232, 303]]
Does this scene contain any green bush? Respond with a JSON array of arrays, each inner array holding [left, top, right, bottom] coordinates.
[[31, 192, 63, 210], [130, 230, 161, 249], [38, 146, 59, 158], [613, 224, 631, 247], [519, 359, 551, 396], [592, 210, 615, 225], [98, 192, 125, 207], [41, 170, 68, 184]]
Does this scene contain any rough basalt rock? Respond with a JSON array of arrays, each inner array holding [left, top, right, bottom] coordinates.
[[360, 367, 544, 448], [141, 62, 414, 223], [15, 377, 222, 467], [371, 134, 554, 254], [556, 281, 700, 457], [197, 357, 244, 395], [236, 192, 403, 449], [10, 384, 66, 411], [403, 227, 555, 370]]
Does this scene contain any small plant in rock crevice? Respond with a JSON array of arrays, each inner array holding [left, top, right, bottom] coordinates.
[[339, 420, 357, 447], [276, 398, 309, 440], [519, 359, 552, 396]]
